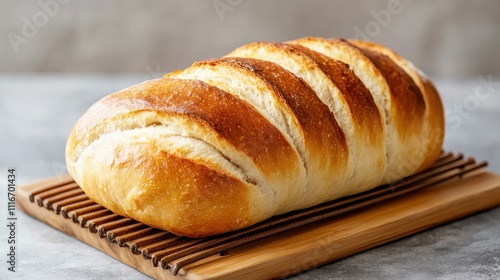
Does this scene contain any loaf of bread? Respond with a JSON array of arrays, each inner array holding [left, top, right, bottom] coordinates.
[[65, 37, 444, 237]]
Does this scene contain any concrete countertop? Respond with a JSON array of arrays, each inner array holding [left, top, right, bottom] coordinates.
[[0, 74, 499, 279]]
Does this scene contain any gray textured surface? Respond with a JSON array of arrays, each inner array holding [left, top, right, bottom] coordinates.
[[0, 75, 499, 279]]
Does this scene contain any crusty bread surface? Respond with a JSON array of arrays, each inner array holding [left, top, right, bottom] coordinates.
[[66, 37, 444, 237]]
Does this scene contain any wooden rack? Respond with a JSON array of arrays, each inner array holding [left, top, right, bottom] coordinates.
[[18, 152, 500, 279]]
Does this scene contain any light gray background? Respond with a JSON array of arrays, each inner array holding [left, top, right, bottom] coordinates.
[[1, 0, 500, 78], [1, 1, 500, 279]]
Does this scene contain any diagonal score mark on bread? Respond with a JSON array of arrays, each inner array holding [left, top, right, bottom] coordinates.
[[66, 37, 444, 237], [168, 57, 353, 212], [167, 58, 310, 204], [66, 78, 297, 192], [289, 37, 429, 183], [71, 111, 263, 188], [226, 41, 386, 197], [348, 39, 444, 173], [67, 78, 304, 235]]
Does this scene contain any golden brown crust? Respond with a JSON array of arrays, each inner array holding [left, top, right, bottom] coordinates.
[[69, 78, 298, 184], [415, 79, 445, 171], [213, 56, 349, 179], [349, 42, 426, 145], [76, 137, 254, 238], [285, 43, 383, 145], [288, 37, 439, 182], [148, 78, 298, 180], [226, 41, 388, 194], [66, 37, 445, 237], [67, 78, 303, 236], [347, 40, 444, 172]]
